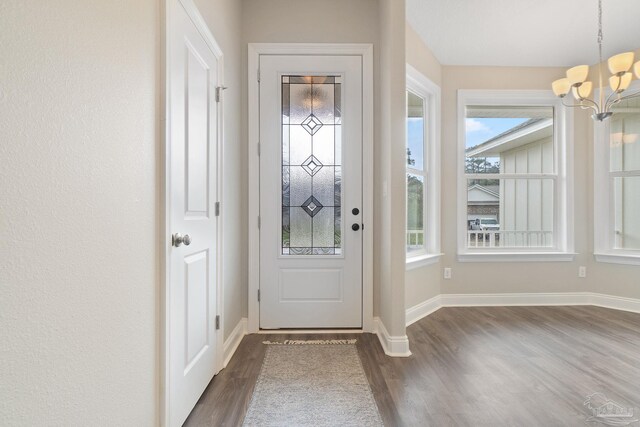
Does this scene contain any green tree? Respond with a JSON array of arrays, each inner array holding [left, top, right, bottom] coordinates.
[[466, 157, 500, 186]]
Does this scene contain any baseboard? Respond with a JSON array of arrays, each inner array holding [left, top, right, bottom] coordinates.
[[440, 292, 591, 307], [405, 292, 640, 326], [223, 317, 247, 368], [405, 295, 442, 326], [373, 317, 411, 357], [589, 293, 640, 313]]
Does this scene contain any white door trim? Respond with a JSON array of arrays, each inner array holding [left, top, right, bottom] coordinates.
[[247, 43, 374, 333], [162, 0, 225, 425]]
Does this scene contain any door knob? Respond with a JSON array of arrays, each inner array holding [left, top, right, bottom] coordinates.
[[351, 223, 360, 231], [172, 233, 192, 247]]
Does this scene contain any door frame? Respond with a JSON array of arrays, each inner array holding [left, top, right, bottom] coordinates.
[[247, 43, 374, 333], [161, 0, 225, 425]]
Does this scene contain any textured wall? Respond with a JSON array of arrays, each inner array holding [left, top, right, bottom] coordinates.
[[0, 0, 159, 424], [377, 0, 408, 336], [404, 22, 442, 310]]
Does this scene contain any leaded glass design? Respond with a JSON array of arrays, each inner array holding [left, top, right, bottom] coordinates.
[[282, 75, 342, 255]]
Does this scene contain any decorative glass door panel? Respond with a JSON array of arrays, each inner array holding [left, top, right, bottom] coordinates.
[[281, 76, 342, 255], [259, 54, 362, 329]]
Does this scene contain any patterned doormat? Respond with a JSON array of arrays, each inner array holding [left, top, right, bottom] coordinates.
[[242, 341, 383, 426]]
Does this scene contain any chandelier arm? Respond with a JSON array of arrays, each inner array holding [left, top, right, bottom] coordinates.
[[603, 77, 623, 109], [561, 97, 598, 116], [576, 95, 599, 109], [604, 93, 620, 112]]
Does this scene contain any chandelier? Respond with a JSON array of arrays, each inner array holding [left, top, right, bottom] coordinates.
[[551, 0, 640, 121]]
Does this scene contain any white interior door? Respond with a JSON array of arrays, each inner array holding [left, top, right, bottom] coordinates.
[[259, 55, 363, 329], [167, 1, 221, 425]]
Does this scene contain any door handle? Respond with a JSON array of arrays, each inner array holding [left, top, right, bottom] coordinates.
[[172, 233, 192, 247], [351, 223, 360, 231]]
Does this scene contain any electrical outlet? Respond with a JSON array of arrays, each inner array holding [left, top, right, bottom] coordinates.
[[444, 267, 452, 279], [578, 266, 587, 278]]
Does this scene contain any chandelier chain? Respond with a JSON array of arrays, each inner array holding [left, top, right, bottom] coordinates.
[[597, 0, 603, 65]]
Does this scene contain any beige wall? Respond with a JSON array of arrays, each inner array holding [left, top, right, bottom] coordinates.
[[404, 39, 640, 309], [437, 64, 640, 298], [242, 0, 408, 336], [0, 0, 159, 424], [440, 66, 593, 294], [404, 23, 442, 310], [0, 0, 244, 424], [406, 23, 442, 87], [377, 0, 408, 336]]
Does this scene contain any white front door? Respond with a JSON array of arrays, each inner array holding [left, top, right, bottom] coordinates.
[[167, 1, 221, 425], [259, 55, 363, 329]]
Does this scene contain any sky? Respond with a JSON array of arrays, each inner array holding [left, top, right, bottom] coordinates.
[[407, 116, 531, 169], [465, 117, 529, 149], [407, 118, 424, 170]]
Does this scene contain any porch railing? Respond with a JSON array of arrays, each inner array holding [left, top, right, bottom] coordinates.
[[407, 229, 424, 248], [467, 230, 553, 248]]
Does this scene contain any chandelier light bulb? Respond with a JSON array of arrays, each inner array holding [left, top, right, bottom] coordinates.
[[552, 78, 571, 97], [550, 0, 639, 122], [566, 65, 590, 86], [607, 52, 635, 75], [572, 81, 593, 99], [609, 72, 633, 93]]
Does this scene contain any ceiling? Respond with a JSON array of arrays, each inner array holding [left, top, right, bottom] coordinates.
[[406, 0, 640, 67]]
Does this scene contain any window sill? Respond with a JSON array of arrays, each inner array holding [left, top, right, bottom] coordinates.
[[594, 252, 640, 266], [406, 253, 443, 270], [457, 252, 577, 263]]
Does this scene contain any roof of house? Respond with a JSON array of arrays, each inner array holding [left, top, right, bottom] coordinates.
[[467, 184, 499, 203], [466, 117, 553, 158]]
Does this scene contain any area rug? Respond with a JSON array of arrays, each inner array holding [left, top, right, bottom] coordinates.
[[242, 340, 383, 426]]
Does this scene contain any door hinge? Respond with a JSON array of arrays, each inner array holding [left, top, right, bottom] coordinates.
[[215, 315, 220, 330], [215, 86, 228, 102], [215, 201, 220, 216], [258, 289, 261, 302], [257, 68, 260, 82], [258, 215, 261, 229]]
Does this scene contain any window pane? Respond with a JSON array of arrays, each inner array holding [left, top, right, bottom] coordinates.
[[466, 178, 554, 248], [407, 174, 425, 253], [610, 98, 640, 172], [613, 176, 640, 250], [465, 106, 554, 175], [407, 91, 424, 170], [282, 75, 342, 256]]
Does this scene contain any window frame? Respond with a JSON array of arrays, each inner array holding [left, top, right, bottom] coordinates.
[[594, 81, 640, 265], [457, 89, 575, 262], [406, 65, 441, 269]]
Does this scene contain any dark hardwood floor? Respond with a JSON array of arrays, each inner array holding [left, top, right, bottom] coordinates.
[[184, 306, 640, 426]]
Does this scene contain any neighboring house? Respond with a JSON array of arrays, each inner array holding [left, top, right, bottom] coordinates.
[[467, 184, 499, 224], [467, 118, 554, 246]]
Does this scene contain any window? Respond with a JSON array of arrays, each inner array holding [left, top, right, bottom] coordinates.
[[594, 82, 640, 265], [406, 65, 441, 268], [457, 90, 574, 261]]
